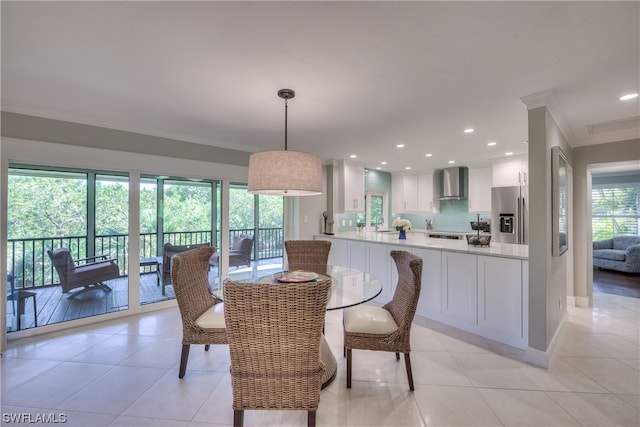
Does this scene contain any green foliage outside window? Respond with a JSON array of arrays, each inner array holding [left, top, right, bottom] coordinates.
[[592, 186, 639, 240]]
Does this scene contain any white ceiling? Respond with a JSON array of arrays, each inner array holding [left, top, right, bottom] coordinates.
[[2, 1, 639, 172]]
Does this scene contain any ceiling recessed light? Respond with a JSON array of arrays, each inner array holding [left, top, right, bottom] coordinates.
[[464, 128, 474, 134], [381, 161, 387, 165], [425, 153, 433, 157], [487, 142, 497, 146], [405, 166, 412, 170], [376, 167, 382, 170], [448, 160, 455, 164], [619, 93, 638, 101], [350, 154, 357, 158], [523, 140, 528, 144], [505, 152, 513, 156], [396, 144, 405, 148]]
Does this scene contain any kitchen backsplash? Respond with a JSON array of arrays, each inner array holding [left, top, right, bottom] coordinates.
[[336, 198, 490, 233]]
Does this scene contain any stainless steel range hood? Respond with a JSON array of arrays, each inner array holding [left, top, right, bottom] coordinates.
[[439, 167, 466, 200]]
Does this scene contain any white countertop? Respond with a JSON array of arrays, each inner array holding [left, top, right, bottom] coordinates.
[[316, 231, 528, 260]]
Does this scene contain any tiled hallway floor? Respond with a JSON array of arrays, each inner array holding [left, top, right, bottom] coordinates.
[[2, 291, 638, 426]]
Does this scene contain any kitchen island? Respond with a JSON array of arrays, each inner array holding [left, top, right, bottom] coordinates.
[[315, 231, 529, 349]]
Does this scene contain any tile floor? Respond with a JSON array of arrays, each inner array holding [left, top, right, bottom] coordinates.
[[1, 291, 638, 426]]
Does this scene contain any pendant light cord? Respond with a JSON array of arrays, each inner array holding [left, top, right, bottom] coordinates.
[[284, 98, 288, 151]]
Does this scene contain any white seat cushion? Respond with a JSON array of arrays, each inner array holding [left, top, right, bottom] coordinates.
[[194, 303, 226, 329], [344, 305, 398, 335]]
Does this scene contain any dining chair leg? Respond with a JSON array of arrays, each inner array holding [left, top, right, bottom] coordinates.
[[178, 344, 190, 378], [233, 409, 244, 427], [404, 352, 414, 391], [308, 410, 316, 427], [346, 348, 352, 388]]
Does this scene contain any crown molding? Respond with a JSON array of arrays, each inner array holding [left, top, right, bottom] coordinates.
[[520, 90, 576, 146]]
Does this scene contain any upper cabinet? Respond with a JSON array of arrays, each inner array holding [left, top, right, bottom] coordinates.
[[418, 171, 438, 212], [392, 171, 438, 213], [492, 157, 528, 187], [468, 167, 492, 212], [392, 174, 419, 212], [336, 159, 365, 212]]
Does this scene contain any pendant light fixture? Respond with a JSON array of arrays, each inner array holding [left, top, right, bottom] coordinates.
[[247, 89, 323, 196]]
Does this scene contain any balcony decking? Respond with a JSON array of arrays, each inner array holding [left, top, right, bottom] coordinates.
[[7, 258, 282, 332]]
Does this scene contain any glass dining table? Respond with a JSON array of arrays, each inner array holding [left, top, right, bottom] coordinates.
[[213, 265, 383, 388]]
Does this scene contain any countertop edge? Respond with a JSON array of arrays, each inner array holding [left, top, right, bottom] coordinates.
[[314, 232, 528, 260]]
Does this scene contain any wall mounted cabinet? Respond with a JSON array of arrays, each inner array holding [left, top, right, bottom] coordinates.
[[468, 167, 492, 212], [492, 157, 528, 188], [392, 171, 438, 213], [336, 159, 365, 212]]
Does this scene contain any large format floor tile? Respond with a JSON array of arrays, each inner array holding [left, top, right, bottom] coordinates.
[[2, 291, 640, 426]]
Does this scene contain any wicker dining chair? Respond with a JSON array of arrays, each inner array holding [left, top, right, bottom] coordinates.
[[223, 277, 331, 427], [171, 246, 227, 379], [285, 240, 331, 274], [343, 250, 423, 391]]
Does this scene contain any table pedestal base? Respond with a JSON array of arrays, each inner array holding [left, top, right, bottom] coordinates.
[[320, 336, 337, 388]]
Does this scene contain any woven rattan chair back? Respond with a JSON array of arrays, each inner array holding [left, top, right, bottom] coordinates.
[[343, 250, 422, 391], [223, 277, 331, 427], [285, 240, 331, 274], [171, 246, 227, 378]]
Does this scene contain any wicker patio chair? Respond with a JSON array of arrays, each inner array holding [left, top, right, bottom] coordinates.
[[343, 250, 422, 391], [285, 240, 331, 274], [171, 246, 226, 379], [223, 277, 331, 427]]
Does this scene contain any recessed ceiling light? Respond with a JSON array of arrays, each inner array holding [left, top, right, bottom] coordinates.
[[405, 166, 412, 170], [350, 154, 357, 158], [448, 160, 455, 164], [505, 152, 513, 156], [381, 161, 387, 165], [523, 140, 528, 144], [376, 167, 382, 170], [425, 153, 433, 157], [396, 144, 405, 148], [464, 128, 474, 134], [487, 142, 497, 146], [619, 93, 638, 101]]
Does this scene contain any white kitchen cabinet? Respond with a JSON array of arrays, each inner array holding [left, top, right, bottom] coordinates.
[[392, 174, 419, 212], [418, 171, 438, 212], [368, 243, 392, 303], [492, 157, 528, 188], [477, 255, 523, 339], [441, 251, 477, 323], [349, 241, 367, 273], [468, 167, 492, 212], [412, 247, 442, 316], [336, 159, 365, 212]]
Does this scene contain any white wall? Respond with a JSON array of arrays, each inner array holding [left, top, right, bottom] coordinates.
[[526, 106, 573, 353]]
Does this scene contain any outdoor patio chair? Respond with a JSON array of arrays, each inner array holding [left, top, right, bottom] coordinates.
[[171, 246, 226, 379], [159, 242, 211, 295], [223, 277, 331, 427], [210, 235, 254, 269], [343, 250, 423, 391], [46, 247, 119, 299]]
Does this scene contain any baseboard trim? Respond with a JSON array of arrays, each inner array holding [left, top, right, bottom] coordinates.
[[525, 310, 567, 368]]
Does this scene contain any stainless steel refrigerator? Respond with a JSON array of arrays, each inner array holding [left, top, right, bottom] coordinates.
[[491, 186, 528, 244]]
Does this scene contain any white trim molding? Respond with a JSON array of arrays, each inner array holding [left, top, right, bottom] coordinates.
[[520, 90, 575, 146]]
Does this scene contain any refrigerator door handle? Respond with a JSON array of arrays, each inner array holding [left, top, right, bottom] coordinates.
[[516, 196, 522, 244], [521, 196, 526, 244]]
